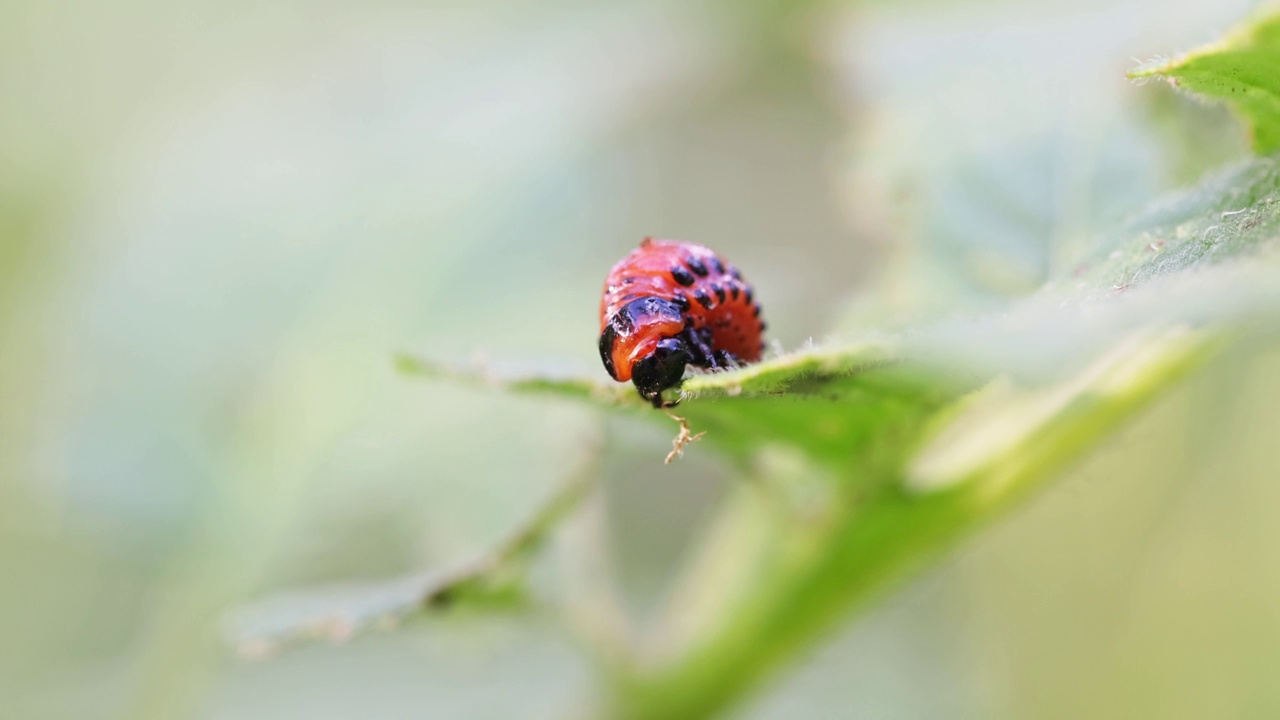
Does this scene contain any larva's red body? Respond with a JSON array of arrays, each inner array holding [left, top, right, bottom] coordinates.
[[598, 238, 765, 406]]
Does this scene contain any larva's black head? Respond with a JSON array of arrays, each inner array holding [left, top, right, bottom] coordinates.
[[631, 337, 690, 408]]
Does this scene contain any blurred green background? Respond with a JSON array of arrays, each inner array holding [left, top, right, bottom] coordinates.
[[2, 0, 1277, 718]]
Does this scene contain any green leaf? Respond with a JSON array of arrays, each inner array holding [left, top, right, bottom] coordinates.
[[584, 163, 1279, 720], [394, 354, 638, 408], [1129, 6, 1280, 153]]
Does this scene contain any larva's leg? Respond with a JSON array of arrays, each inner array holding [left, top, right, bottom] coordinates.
[[681, 327, 719, 370]]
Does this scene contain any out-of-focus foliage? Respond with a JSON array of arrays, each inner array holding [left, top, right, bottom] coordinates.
[[1130, 4, 1280, 152]]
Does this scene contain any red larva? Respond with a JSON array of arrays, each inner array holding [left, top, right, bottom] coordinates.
[[599, 238, 766, 407]]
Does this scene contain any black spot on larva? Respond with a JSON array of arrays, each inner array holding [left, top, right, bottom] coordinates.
[[622, 276, 637, 285], [598, 325, 619, 379], [752, 304, 761, 317], [610, 309, 634, 335], [729, 266, 742, 280], [694, 290, 713, 309], [672, 294, 690, 311], [759, 321, 768, 332], [618, 296, 684, 329], [712, 284, 726, 304], [744, 287, 753, 304], [686, 256, 708, 276], [608, 296, 684, 353], [711, 256, 725, 274], [730, 285, 740, 300], [671, 265, 695, 286]]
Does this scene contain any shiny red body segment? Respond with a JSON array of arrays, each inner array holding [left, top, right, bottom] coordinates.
[[598, 238, 765, 406]]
